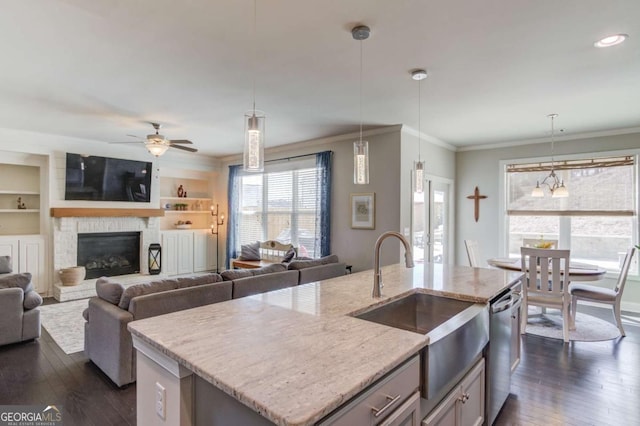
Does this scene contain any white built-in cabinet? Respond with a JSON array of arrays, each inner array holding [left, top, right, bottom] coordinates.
[[0, 160, 48, 294], [0, 235, 47, 293], [422, 358, 485, 426], [161, 230, 215, 276]]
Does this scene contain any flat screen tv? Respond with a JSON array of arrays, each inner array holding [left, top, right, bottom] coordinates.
[[65, 153, 152, 202]]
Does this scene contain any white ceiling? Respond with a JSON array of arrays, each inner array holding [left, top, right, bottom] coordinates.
[[1, 0, 638, 156]]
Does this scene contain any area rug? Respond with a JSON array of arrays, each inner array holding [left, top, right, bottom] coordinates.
[[39, 299, 89, 354], [524, 308, 621, 342]]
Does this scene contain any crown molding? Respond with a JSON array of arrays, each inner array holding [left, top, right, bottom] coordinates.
[[457, 126, 640, 152], [400, 125, 457, 152]]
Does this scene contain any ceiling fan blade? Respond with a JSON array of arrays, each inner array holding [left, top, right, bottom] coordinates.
[[109, 141, 143, 144], [126, 134, 141, 139], [171, 144, 198, 153], [168, 139, 193, 144]]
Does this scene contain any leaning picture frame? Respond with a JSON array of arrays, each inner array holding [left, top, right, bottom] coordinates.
[[351, 193, 375, 229]]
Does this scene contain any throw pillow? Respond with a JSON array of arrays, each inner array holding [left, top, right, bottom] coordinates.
[[221, 269, 253, 281], [0, 272, 32, 291], [0, 256, 12, 274], [96, 278, 125, 305], [238, 241, 261, 261], [252, 263, 286, 276], [282, 248, 296, 263], [23, 291, 43, 310]]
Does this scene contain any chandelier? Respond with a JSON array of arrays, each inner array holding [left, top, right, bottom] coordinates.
[[532, 114, 568, 198]]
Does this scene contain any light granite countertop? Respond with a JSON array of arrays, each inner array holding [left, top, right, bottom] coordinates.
[[128, 263, 522, 426]]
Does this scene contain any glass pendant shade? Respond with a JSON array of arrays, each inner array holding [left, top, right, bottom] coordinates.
[[414, 161, 424, 193], [243, 110, 265, 172], [531, 182, 544, 197], [353, 140, 369, 184], [145, 141, 170, 157], [552, 182, 568, 198]]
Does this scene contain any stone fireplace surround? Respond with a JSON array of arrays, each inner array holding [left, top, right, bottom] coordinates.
[[53, 215, 161, 301]]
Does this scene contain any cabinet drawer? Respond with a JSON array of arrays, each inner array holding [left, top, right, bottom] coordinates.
[[319, 355, 420, 425]]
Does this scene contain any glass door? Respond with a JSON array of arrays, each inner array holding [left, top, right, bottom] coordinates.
[[414, 178, 452, 264]]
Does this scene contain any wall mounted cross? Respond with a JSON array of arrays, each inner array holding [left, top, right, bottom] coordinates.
[[466, 186, 487, 222]]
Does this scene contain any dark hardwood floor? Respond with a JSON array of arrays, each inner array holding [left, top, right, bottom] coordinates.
[[0, 304, 638, 425], [496, 305, 640, 426]]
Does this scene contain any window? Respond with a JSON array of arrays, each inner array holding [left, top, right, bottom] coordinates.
[[228, 153, 331, 262], [505, 155, 638, 274]]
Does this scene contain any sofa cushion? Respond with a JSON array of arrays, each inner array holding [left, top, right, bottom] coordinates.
[[221, 269, 254, 281], [118, 279, 179, 310], [23, 290, 43, 310], [0, 256, 12, 274], [176, 273, 223, 288], [96, 278, 125, 305], [238, 241, 261, 260], [232, 270, 300, 299], [0, 272, 32, 291], [288, 255, 340, 270]]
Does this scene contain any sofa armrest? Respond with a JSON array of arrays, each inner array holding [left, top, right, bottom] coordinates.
[[86, 297, 135, 387], [0, 288, 24, 345]]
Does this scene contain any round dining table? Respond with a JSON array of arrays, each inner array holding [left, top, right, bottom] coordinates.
[[487, 257, 607, 282]]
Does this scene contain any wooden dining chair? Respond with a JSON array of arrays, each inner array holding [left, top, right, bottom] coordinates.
[[569, 247, 635, 336], [464, 240, 480, 267], [520, 247, 572, 342]]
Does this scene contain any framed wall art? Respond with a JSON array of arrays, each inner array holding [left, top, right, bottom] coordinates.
[[351, 193, 375, 229]]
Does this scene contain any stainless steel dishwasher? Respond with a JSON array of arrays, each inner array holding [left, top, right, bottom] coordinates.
[[486, 288, 522, 425]]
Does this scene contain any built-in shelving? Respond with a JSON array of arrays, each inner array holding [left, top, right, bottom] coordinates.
[[0, 190, 40, 195], [0, 163, 41, 235], [164, 210, 211, 214], [160, 196, 212, 201], [159, 174, 214, 230]]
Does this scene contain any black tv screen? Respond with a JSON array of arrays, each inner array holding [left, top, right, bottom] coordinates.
[[65, 153, 152, 202]]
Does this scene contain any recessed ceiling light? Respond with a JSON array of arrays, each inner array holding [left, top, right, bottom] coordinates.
[[594, 34, 628, 48]]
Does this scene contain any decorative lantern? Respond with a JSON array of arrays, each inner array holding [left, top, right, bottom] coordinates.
[[148, 243, 161, 275]]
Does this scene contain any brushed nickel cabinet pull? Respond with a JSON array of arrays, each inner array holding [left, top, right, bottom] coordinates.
[[371, 394, 401, 418]]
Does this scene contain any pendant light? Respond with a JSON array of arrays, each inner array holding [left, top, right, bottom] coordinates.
[[532, 114, 568, 198], [243, 0, 265, 172], [412, 69, 427, 193], [352, 25, 370, 185]]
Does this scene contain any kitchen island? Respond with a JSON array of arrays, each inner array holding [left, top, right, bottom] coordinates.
[[128, 263, 522, 425]]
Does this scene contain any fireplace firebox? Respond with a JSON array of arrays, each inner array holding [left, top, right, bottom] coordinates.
[[78, 232, 141, 279]]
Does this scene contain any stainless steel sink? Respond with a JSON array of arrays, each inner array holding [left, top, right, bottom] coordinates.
[[354, 292, 489, 399], [355, 293, 474, 334]]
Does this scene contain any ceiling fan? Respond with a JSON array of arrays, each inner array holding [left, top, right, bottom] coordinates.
[[111, 122, 198, 157]]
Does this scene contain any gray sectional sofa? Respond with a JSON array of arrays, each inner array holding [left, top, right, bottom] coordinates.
[[83, 255, 346, 386]]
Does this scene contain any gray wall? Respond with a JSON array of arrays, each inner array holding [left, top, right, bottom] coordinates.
[[455, 131, 640, 310]]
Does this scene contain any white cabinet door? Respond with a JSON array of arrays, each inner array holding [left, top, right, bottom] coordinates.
[[459, 359, 485, 426], [0, 237, 19, 264], [193, 230, 212, 273], [177, 232, 194, 275], [161, 232, 179, 276], [18, 236, 46, 293]]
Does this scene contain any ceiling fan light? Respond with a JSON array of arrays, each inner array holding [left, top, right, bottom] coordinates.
[[145, 141, 170, 157]]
